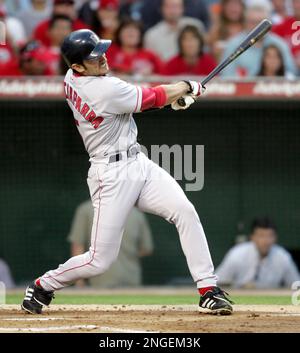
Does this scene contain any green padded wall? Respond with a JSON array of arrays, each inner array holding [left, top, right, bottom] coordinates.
[[1, 100, 299, 284]]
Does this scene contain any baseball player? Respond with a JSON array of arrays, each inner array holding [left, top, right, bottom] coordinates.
[[21, 29, 233, 315]]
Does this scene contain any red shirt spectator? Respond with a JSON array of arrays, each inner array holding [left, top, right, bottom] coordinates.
[[163, 25, 217, 75], [163, 53, 216, 75], [93, 0, 120, 41], [0, 42, 20, 75], [0, 40, 56, 76], [33, 0, 87, 47], [107, 19, 163, 76], [272, 1, 300, 68], [273, 17, 300, 59], [107, 44, 163, 75]]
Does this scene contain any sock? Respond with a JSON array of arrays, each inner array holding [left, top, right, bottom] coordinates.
[[198, 286, 216, 296]]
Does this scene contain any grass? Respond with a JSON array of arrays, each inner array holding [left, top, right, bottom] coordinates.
[[6, 294, 292, 305]]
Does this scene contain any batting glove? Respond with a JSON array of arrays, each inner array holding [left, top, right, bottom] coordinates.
[[184, 81, 206, 97], [171, 94, 196, 110]]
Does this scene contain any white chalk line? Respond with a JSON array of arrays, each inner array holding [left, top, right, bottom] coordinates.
[[100, 326, 159, 333], [1, 317, 66, 321], [0, 324, 158, 333], [0, 325, 98, 332]]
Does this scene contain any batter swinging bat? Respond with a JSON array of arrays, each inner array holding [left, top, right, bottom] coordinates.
[[178, 19, 272, 106]]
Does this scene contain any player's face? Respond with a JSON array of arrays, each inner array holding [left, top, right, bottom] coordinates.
[[73, 54, 109, 76], [251, 228, 276, 257]]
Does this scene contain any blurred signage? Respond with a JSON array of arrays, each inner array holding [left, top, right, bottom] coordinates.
[[0, 77, 300, 100]]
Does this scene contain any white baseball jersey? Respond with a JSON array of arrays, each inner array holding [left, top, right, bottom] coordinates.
[[63, 69, 143, 159]]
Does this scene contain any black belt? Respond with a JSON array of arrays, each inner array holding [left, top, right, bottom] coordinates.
[[108, 146, 139, 163]]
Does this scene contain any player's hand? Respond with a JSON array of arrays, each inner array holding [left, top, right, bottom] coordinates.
[[184, 81, 206, 97], [171, 94, 196, 110]]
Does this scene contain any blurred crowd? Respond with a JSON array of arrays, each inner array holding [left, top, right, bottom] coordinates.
[[0, 0, 300, 78]]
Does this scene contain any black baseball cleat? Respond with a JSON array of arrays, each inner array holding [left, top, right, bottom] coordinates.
[[21, 282, 54, 314], [199, 287, 233, 315]]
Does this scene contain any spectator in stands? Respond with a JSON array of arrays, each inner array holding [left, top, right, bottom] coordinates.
[[120, 0, 144, 21], [141, 0, 210, 31], [271, 0, 289, 24], [18, 40, 56, 75], [258, 44, 295, 78], [92, 0, 120, 40], [216, 217, 300, 289], [68, 201, 154, 288], [107, 19, 163, 76], [221, 3, 297, 77], [17, 0, 52, 38], [47, 15, 73, 74], [208, 0, 245, 62], [0, 4, 26, 46], [0, 257, 15, 289], [78, 0, 99, 26], [144, 0, 204, 61], [33, 0, 87, 47], [273, 0, 300, 70], [163, 25, 216, 75], [0, 10, 18, 75]]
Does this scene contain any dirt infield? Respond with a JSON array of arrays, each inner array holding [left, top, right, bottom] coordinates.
[[1, 305, 300, 333]]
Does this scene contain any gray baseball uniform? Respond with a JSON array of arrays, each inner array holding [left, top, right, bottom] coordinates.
[[39, 69, 217, 291]]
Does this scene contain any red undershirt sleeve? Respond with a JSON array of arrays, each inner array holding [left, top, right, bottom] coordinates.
[[139, 86, 167, 111]]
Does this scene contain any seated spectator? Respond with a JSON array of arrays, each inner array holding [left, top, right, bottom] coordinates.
[[271, 0, 289, 25], [258, 44, 295, 78], [33, 0, 87, 47], [163, 25, 216, 75], [221, 3, 297, 77], [0, 6, 26, 47], [68, 201, 154, 288], [120, 0, 144, 22], [0, 28, 20, 75], [17, 0, 52, 38], [18, 40, 57, 76], [0, 257, 15, 289], [107, 19, 163, 76], [92, 0, 120, 41], [208, 0, 245, 62], [273, 0, 300, 70], [216, 217, 300, 289], [144, 0, 204, 61], [140, 0, 210, 31], [46, 15, 73, 74]]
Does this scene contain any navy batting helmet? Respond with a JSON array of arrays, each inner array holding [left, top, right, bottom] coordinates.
[[61, 29, 112, 67]]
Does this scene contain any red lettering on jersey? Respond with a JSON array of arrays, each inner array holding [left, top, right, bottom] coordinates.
[[64, 82, 67, 97], [69, 86, 73, 102], [64, 83, 104, 129], [81, 103, 90, 118], [86, 110, 96, 122], [75, 96, 82, 112], [91, 116, 104, 129], [73, 90, 78, 106]]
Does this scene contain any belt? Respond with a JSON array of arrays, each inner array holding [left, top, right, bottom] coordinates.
[[108, 145, 140, 163]]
